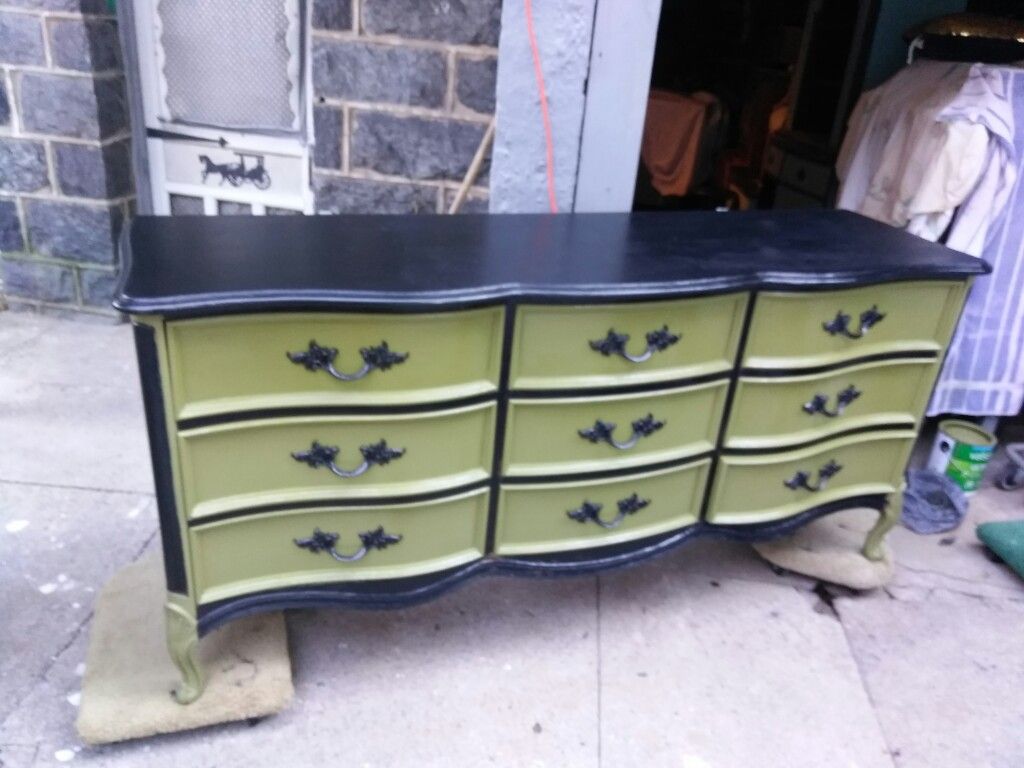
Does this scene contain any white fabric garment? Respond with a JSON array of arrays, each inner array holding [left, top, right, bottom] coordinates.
[[836, 61, 999, 244], [929, 66, 1024, 417], [837, 61, 1023, 416], [942, 65, 1017, 256]]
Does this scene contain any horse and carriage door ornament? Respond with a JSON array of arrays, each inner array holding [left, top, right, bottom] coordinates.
[[199, 152, 273, 190], [124, 0, 314, 215]]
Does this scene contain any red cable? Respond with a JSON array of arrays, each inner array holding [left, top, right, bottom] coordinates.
[[524, 0, 558, 213]]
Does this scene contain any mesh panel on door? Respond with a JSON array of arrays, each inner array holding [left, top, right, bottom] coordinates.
[[156, 0, 301, 132]]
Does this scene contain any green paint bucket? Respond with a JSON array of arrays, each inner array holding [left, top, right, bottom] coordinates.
[[926, 419, 997, 495]]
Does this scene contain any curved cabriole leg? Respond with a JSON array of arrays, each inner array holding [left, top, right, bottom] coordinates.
[[862, 486, 904, 561], [165, 601, 204, 704]]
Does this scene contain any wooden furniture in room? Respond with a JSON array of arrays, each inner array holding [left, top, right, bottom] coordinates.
[[114, 211, 986, 703]]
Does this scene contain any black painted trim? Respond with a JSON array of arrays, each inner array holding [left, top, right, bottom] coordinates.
[[134, 324, 189, 595], [722, 422, 918, 456], [699, 293, 759, 521], [508, 369, 730, 400], [485, 303, 517, 554], [176, 390, 498, 432], [741, 350, 938, 378], [194, 493, 888, 636], [499, 450, 714, 485], [187, 477, 492, 529]]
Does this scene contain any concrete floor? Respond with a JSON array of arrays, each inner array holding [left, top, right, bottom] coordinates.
[[1, 309, 1022, 768]]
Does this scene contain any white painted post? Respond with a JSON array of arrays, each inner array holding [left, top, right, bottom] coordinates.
[[574, 0, 663, 212]]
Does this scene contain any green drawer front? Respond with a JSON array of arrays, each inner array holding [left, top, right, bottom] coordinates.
[[496, 462, 708, 556], [743, 282, 965, 369], [504, 380, 727, 477], [179, 402, 496, 520], [725, 359, 937, 450], [510, 294, 747, 390], [190, 489, 489, 605], [707, 431, 915, 525], [167, 308, 505, 420]]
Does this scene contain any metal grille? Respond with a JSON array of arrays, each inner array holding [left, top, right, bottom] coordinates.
[[156, 0, 300, 132]]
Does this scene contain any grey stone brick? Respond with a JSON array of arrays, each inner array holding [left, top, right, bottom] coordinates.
[[49, 17, 122, 72], [456, 55, 496, 114], [0, 199, 24, 251], [314, 174, 438, 214], [0, 79, 9, 125], [267, 206, 302, 215], [0, 0, 109, 13], [218, 201, 251, 215], [54, 140, 132, 199], [169, 194, 203, 215], [19, 73, 127, 140], [78, 267, 117, 306], [1, 258, 75, 303], [0, 11, 45, 66], [313, 39, 446, 108], [312, 0, 352, 30], [351, 112, 486, 181], [443, 188, 489, 213], [313, 106, 342, 170], [0, 138, 49, 193], [24, 199, 122, 265], [362, 0, 500, 45]]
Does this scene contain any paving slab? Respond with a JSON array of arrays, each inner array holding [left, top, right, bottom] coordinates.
[[0, 482, 158, 726], [597, 554, 895, 768], [0, 374, 153, 494], [0, 312, 136, 390], [10, 575, 600, 768], [0, 310, 50, 359], [887, 487, 1024, 602], [836, 589, 1024, 768]]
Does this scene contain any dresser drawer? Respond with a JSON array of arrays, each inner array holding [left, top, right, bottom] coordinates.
[[725, 358, 937, 450], [495, 462, 708, 556], [190, 488, 489, 605], [707, 431, 915, 524], [179, 403, 496, 520], [743, 282, 965, 369], [510, 294, 747, 390], [504, 380, 727, 477], [166, 308, 505, 420]]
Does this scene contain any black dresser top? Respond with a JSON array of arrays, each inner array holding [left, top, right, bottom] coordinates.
[[114, 210, 988, 316]]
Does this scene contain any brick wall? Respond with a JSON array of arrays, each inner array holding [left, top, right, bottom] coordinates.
[[311, 0, 499, 214], [0, 0, 132, 313]]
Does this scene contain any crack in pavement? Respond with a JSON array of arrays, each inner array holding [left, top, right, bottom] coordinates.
[[0, 526, 160, 734]]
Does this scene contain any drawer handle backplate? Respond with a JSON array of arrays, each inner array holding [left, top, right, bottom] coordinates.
[[294, 526, 402, 563], [578, 413, 665, 450], [589, 326, 680, 363], [291, 439, 405, 478], [287, 339, 408, 381], [822, 305, 885, 339], [784, 459, 842, 492], [803, 385, 861, 418], [567, 493, 650, 529]]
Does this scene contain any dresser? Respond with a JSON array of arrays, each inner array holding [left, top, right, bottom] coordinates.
[[114, 211, 987, 704]]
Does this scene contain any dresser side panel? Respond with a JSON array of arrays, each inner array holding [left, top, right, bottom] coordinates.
[[134, 320, 192, 598]]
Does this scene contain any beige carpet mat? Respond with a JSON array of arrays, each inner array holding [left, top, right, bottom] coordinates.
[[76, 554, 293, 745], [753, 507, 894, 590]]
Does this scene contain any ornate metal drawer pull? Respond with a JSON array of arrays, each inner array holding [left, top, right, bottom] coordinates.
[[784, 459, 843, 492], [589, 325, 680, 363], [822, 305, 885, 339], [567, 493, 650, 529], [578, 413, 665, 450], [291, 439, 405, 478], [802, 385, 861, 418], [287, 339, 408, 381], [294, 526, 402, 563]]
